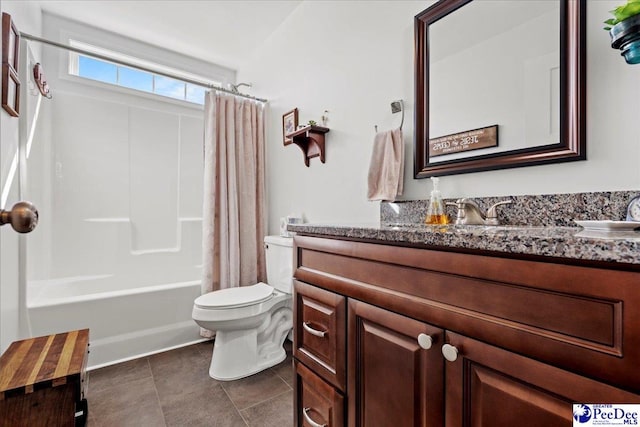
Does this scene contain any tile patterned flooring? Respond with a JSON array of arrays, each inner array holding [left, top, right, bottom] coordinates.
[[86, 340, 294, 426]]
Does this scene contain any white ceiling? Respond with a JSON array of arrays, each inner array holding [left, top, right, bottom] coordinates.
[[26, 0, 302, 70]]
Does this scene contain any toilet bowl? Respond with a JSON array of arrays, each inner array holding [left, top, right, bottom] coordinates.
[[192, 235, 293, 380]]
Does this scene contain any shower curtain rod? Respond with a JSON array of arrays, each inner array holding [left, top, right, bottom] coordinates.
[[19, 32, 268, 103]]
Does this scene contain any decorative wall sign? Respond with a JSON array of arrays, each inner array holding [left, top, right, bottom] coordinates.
[[429, 125, 498, 157], [2, 12, 20, 117]]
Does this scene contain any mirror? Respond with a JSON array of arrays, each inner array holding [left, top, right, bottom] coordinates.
[[414, 0, 586, 178]]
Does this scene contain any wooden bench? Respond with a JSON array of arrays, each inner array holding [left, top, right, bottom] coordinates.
[[0, 329, 89, 427]]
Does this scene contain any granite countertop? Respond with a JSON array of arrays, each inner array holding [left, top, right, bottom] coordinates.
[[287, 223, 640, 265]]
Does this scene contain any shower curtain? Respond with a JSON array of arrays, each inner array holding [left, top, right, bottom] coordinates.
[[201, 91, 267, 337]]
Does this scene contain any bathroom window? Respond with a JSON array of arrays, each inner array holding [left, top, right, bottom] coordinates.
[[68, 40, 217, 105]]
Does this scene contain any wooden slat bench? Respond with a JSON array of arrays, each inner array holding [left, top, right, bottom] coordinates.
[[0, 329, 89, 427]]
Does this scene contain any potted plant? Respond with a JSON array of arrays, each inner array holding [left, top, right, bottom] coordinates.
[[605, 0, 640, 64]]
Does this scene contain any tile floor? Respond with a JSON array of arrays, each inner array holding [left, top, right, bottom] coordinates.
[[86, 340, 294, 427]]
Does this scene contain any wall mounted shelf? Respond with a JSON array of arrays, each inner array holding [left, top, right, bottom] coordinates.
[[285, 125, 330, 167]]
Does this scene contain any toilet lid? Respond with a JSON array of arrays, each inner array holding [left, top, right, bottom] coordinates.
[[194, 282, 274, 309]]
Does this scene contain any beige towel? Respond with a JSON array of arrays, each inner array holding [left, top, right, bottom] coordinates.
[[367, 128, 404, 201]]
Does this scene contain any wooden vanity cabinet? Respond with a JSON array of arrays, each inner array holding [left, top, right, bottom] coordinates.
[[292, 235, 640, 427]]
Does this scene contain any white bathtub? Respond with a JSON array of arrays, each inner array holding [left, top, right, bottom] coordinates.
[[27, 275, 204, 369]]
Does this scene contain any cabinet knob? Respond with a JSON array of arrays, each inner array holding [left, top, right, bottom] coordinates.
[[302, 322, 327, 338], [417, 333, 433, 350], [303, 407, 327, 427], [441, 344, 459, 362]]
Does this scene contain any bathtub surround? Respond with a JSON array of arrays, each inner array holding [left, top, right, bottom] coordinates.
[[201, 92, 267, 337], [22, 55, 206, 364]]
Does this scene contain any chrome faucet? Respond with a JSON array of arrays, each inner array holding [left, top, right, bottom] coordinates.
[[448, 198, 512, 226]]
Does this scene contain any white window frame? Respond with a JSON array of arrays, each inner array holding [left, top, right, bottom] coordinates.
[[67, 40, 218, 105]]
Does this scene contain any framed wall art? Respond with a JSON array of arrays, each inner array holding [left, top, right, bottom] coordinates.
[[282, 108, 298, 144], [2, 68, 19, 116], [2, 12, 20, 117]]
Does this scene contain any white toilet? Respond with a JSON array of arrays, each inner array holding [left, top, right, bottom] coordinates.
[[192, 235, 294, 381]]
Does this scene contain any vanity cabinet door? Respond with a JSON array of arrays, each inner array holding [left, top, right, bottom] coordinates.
[[444, 331, 640, 427], [348, 299, 444, 427]]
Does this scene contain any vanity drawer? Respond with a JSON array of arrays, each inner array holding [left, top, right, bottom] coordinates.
[[294, 360, 344, 427], [293, 280, 346, 391]]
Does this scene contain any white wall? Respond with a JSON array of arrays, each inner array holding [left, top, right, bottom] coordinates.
[[0, 1, 42, 352], [238, 1, 640, 235]]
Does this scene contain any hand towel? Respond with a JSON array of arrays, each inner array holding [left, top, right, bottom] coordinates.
[[367, 128, 404, 201]]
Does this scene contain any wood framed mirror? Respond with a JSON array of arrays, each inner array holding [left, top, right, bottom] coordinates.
[[414, 0, 586, 178]]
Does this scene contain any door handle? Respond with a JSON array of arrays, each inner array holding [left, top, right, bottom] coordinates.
[[0, 201, 38, 233]]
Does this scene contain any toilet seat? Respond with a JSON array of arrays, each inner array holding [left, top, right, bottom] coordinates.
[[194, 282, 274, 310]]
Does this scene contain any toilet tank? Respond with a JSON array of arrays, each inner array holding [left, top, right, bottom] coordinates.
[[264, 235, 294, 293]]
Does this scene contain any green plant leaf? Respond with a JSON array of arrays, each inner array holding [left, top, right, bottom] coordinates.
[[605, 26, 612, 30], [613, 9, 627, 21], [613, 5, 626, 16], [615, 3, 640, 21], [627, 3, 640, 16], [604, 0, 640, 30]]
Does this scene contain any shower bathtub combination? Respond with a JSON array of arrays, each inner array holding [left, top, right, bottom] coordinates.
[[22, 30, 209, 368]]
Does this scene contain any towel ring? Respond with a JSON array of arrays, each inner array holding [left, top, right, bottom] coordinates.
[[393, 100, 404, 130], [374, 99, 404, 132]]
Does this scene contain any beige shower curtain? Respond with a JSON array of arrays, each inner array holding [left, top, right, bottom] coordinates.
[[201, 91, 267, 337]]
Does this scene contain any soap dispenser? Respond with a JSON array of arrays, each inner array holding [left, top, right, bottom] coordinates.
[[425, 177, 449, 225]]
